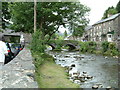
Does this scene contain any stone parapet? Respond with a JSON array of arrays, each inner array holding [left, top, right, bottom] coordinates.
[[0, 47, 38, 89]]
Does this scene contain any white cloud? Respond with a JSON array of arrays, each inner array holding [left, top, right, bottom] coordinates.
[[80, 0, 119, 25]]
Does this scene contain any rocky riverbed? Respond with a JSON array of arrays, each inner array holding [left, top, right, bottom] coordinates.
[[0, 47, 38, 89], [47, 50, 118, 89]]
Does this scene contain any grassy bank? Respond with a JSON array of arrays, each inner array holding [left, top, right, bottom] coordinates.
[[32, 52, 79, 88]]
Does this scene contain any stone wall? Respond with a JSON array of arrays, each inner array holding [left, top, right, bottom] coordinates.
[[1, 47, 38, 88]]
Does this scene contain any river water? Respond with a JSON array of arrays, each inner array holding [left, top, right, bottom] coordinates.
[[46, 48, 118, 88]]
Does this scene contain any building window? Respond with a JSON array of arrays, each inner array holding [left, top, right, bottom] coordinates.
[[108, 27, 111, 32], [99, 26, 101, 29]]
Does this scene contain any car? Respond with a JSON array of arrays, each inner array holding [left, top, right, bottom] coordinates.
[[10, 43, 22, 56], [4, 43, 23, 64], [4, 43, 14, 64]]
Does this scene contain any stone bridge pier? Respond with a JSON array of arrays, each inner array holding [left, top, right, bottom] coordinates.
[[0, 47, 38, 89]]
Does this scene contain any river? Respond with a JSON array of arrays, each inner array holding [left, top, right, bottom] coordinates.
[[46, 48, 118, 88]]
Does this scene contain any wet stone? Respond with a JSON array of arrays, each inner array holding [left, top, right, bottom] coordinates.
[[106, 86, 112, 90], [74, 80, 80, 84], [92, 85, 99, 89], [64, 55, 70, 58], [83, 71, 87, 74], [86, 75, 93, 79], [83, 74, 88, 78], [71, 64, 76, 67]]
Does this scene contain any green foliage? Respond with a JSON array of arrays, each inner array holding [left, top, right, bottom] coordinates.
[[9, 2, 34, 33], [102, 41, 119, 56], [64, 30, 68, 38], [116, 1, 120, 13], [80, 42, 89, 52], [49, 39, 63, 50], [79, 41, 97, 53], [55, 40, 63, 50], [102, 41, 110, 52], [8, 2, 90, 36], [102, 6, 117, 19], [72, 25, 85, 37], [2, 2, 11, 29], [88, 41, 97, 53], [31, 30, 46, 53]]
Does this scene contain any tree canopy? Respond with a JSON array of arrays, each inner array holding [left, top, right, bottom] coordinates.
[[2, 2, 11, 29], [116, 1, 120, 13], [102, 1, 120, 19], [3, 2, 90, 41], [102, 6, 117, 19]]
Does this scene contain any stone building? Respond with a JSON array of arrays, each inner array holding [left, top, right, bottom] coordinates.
[[84, 13, 120, 43]]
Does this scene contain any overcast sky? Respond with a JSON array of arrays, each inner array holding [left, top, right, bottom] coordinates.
[[80, 0, 119, 25]]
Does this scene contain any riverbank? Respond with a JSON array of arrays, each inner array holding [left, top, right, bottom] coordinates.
[[32, 52, 79, 88]]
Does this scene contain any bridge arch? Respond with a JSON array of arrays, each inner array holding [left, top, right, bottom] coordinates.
[[65, 43, 77, 50], [47, 43, 56, 50]]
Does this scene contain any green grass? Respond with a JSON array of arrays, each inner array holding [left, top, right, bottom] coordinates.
[[35, 60, 79, 88]]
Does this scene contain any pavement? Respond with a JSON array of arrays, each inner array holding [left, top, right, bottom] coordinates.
[[0, 47, 38, 89]]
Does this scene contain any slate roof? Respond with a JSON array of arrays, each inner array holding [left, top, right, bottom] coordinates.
[[85, 25, 92, 31], [93, 13, 120, 25]]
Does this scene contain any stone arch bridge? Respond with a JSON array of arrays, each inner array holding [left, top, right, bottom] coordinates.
[[47, 40, 80, 50]]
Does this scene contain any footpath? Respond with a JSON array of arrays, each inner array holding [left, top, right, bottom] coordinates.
[[0, 47, 38, 89]]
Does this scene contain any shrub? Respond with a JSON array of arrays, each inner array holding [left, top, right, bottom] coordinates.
[[88, 41, 97, 53], [31, 30, 46, 53], [102, 41, 110, 52], [102, 41, 119, 56], [79, 41, 97, 53], [80, 42, 89, 53]]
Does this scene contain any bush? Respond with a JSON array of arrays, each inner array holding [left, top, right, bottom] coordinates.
[[102, 41, 110, 52], [79, 41, 97, 53], [102, 41, 119, 56], [31, 31, 46, 53], [88, 41, 97, 53], [80, 42, 89, 53]]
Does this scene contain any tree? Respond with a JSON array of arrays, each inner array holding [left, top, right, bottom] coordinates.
[[72, 25, 84, 38], [2, 2, 11, 29], [102, 6, 117, 19], [8, 2, 90, 41], [64, 30, 67, 38], [116, 1, 120, 13], [9, 2, 34, 33]]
